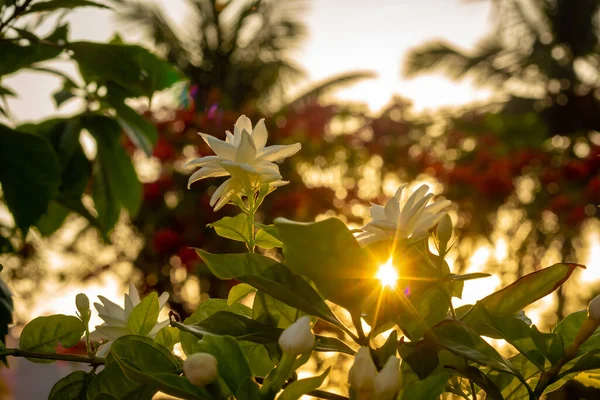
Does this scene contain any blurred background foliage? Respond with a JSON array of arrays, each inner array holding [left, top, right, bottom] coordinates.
[[0, 0, 598, 368]]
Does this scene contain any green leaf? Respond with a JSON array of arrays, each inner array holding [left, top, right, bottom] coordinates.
[[278, 367, 330, 400], [109, 101, 157, 156], [127, 292, 159, 336], [239, 341, 276, 377], [373, 330, 398, 368], [275, 217, 375, 312], [447, 364, 504, 400], [487, 354, 540, 400], [19, 315, 84, 362], [53, 83, 77, 107], [36, 201, 70, 236], [236, 377, 261, 400], [154, 326, 180, 351], [198, 250, 348, 333], [70, 41, 181, 98], [398, 338, 440, 379], [48, 370, 91, 400], [25, 0, 109, 14], [255, 228, 282, 249], [398, 371, 452, 400], [429, 320, 515, 374], [83, 115, 142, 232], [555, 310, 600, 355], [0, 29, 66, 77], [192, 335, 252, 395], [0, 124, 61, 236], [173, 311, 355, 355], [0, 267, 13, 347], [207, 214, 250, 243], [449, 272, 492, 281], [253, 291, 301, 329], [466, 263, 583, 320], [227, 283, 256, 306], [86, 361, 158, 400], [108, 336, 214, 400]]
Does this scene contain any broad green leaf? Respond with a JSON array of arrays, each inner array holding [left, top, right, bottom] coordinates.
[[154, 326, 180, 351], [398, 371, 452, 400], [449, 273, 492, 281], [25, 0, 109, 14], [429, 320, 515, 375], [471, 263, 583, 319], [198, 250, 348, 332], [19, 315, 84, 362], [48, 370, 91, 400], [109, 100, 157, 156], [555, 310, 600, 355], [398, 338, 440, 379], [0, 27, 66, 76], [53, 83, 78, 108], [236, 377, 261, 400], [239, 341, 276, 377], [109, 335, 180, 375], [487, 354, 540, 400], [447, 364, 503, 400], [36, 201, 70, 236], [173, 311, 355, 355], [227, 283, 256, 306], [0, 124, 61, 235], [127, 292, 159, 336], [275, 217, 375, 311], [192, 335, 252, 395], [70, 41, 182, 98], [253, 222, 281, 241], [255, 228, 282, 249], [253, 291, 300, 329], [278, 367, 331, 400], [86, 361, 157, 400], [373, 330, 398, 369], [84, 115, 142, 232], [207, 214, 250, 243]]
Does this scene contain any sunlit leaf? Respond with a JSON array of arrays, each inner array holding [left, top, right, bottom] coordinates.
[[278, 367, 330, 400], [19, 315, 84, 362], [48, 371, 91, 400], [207, 214, 250, 243]]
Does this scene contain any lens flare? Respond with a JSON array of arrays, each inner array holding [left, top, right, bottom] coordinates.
[[376, 258, 398, 288]]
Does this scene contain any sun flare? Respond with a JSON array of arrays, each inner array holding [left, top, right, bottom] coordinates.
[[376, 258, 399, 288]]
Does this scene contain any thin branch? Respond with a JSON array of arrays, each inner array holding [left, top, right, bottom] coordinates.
[[0, 0, 34, 34], [2, 348, 105, 366]]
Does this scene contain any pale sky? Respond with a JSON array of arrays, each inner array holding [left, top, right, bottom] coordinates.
[[4, 0, 494, 122]]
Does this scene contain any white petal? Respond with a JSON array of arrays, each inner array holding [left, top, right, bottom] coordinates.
[[210, 179, 232, 206], [185, 155, 221, 168], [257, 143, 301, 162], [384, 197, 399, 222], [200, 133, 236, 160], [95, 341, 113, 357], [225, 130, 234, 143], [221, 161, 254, 191], [269, 180, 289, 188], [252, 118, 268, 150], [412, 212, 446, 237], [213, 187, 238, 211], [423, 199, 452, 216], [235, 115, 253, 136], [394, 184, 407, 200], [96, 297, 124, 320], [128, 283, 140, 305], [94, 326, 130, 340], [235, 130, 257, 163], [187, 167, 229, 188], [158, 292, 170, 309], [369, 203, 386, 221], [148, 319, 170, 337], [401, 193, 433, 235]]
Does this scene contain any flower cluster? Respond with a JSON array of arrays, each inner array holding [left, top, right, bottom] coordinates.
[[349, 347, 401, 400], [91, 284, 169, 357], [186, 115, 301, 210], [356, 183, 451, 246]]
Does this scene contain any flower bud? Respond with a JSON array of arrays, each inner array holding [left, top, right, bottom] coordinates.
[[348, 347, 377, 394], [183, 353, 218, 387], [436, 213, 453, 252], [374, 356, 401, 400], [76, 293, 91, 324], [278, 316, 315, 356], [588, 294, 600, 320]]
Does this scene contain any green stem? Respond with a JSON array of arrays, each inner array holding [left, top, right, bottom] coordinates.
[[2, 348, 104, 366]]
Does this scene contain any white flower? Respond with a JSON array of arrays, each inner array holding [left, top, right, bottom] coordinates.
[[186, 115, 301, 210], [589, 294, 600, 320], [356, 184, 452, 246], [184, 353, 219, 387], [348, 347, 377, 395], [374, 356, 401, 400], [91, 283, 169, 357], [278, 315, 315, 356]]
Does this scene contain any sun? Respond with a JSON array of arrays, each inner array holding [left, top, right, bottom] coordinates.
[[376, 258, 399, 289]]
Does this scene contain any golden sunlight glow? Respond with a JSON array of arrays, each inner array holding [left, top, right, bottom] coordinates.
[[377, 258, 399, 288]]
